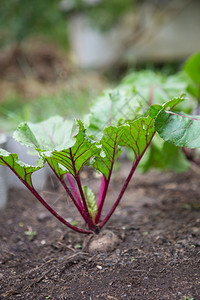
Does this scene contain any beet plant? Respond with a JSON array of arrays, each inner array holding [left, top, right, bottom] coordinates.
[[155, 108, 200, 149], [119, 53, 200, 172], [0, 96, 184, 234]]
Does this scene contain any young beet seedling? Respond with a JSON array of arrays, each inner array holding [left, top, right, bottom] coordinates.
[[0, 97, 184, 235]]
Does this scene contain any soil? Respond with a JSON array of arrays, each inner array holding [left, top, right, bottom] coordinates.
[[1, 161, 200, 299]]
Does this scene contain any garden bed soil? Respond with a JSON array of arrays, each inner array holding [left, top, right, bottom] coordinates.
[[0, 161, 200, 299]]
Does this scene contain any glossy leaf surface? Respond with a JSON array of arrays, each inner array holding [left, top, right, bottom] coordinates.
[[0, 148, 43, 187], [44, 120, 100, 177], [13, 116, 77, 152], [119, 116, 155, 158], [155, 110, 200, 148], [92, 126, 123, 178]]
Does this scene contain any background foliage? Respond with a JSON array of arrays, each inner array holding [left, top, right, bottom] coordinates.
[[0, 0, 67, 48]]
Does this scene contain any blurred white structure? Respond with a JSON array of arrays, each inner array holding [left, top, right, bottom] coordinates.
[[62, 0, 200, 69], [125, 0, 200, 64], [68, 14, 128, 69]]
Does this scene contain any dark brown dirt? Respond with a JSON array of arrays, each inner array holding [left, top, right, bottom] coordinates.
[[0, 162, 200, 299]]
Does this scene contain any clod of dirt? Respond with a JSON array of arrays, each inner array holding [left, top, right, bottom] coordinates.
[[83, 230, 121, 254]]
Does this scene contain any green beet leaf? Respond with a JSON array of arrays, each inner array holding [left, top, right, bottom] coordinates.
[[138, 137, 190, 173], [122, 70, 188, 108], [82, 185, 97, 220], [162, 96, 186, 110], [0, 148, 44, 187], [155, 110, 200, 148], [86, 89, 145, 139], [149, 104, 162, 118], [119, 116, 155, 158], [184, 52, 200, 85], [13, 116, 99, 177], [149, 96, 185, 119], [92, 125, 123, 179], [13, 116, 77, 152], [184, 52, 200, 102], [44, 120, 101, 177], [93, 97, 185, 179]]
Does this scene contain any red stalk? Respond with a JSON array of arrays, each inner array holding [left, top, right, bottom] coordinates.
[[29, 185, 93, 234], [148, 85, 154, 107], [99, 133, 155, 229], [75, 175, 96, 230], [67, 173, 84, 211], [69, 149, 95, 230], [95, 140, 117, 224], [3, 160, 93, 234], [95, 175, 109, 224], [97, 175, 106, 211], [47, 163, 89, 226], [98, 157, 140, 229]]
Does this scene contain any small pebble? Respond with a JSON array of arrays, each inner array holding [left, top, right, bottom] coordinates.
[[37, 212, 50, 221]]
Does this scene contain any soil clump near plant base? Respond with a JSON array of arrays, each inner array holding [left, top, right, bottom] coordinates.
[[83, 230, 121, 254], [0, 162, 200, 299]]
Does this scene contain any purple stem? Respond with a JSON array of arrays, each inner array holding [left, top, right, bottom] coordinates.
[[99, 133, 155, 229], [167, 111, 200, 121], [95, 175, 109, 224], [97, 175, 106, 211], [47, 163, 89, 226], [2, 160, 93, 234], [75, 174, 96, 230], [67, 174, 84, 211], [29, 185, 93, 234], [69, 148, 95, 230], [148, 85, 154, 106], [95, 142, 117, 224], [99, 158, 140, 229]]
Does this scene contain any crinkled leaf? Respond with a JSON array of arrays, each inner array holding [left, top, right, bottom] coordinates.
[[0, 148, 44, 187], [92, 126, 123, 178], [155, 110, 200, 148], [82, 185, 97, 220], [149, 96, 186, 119], [93, 98, 185, 178], [122, 70, 188, 107], [162, 96, 186, 110], [13, 116, 96, 177], [13, 116, 77, 152], [86, 89, 145, 139], [45, 120, 101, 176], [119, 116, 155, 158]]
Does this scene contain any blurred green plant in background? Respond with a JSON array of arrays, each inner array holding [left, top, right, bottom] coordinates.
[[0, 0, 68, 48], [0, 88, 95, 131]]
